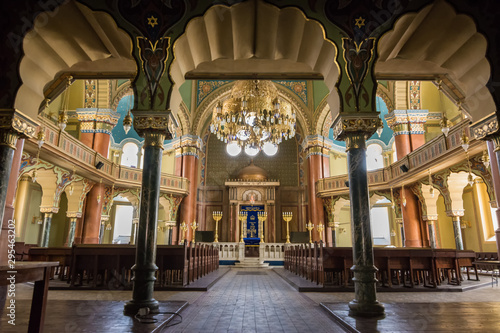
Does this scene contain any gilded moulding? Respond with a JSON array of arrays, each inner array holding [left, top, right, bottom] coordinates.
[[132, 112, 171, 139], [0, 109, 38, 149], [40, 207, 59, 214], [470, 114, 498, 141], [332, 113, 381, 142], [66, 212, 82, 219]]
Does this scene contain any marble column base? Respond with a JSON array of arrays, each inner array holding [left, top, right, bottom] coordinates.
[[348, 265, 385, 318], [124, 265, 159, 315]]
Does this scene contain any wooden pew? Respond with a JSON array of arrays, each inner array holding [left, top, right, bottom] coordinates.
[[28, 247, 72, 281]]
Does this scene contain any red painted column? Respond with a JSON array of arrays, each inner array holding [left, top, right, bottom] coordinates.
[[82, 183, 104, 244], [394, 134, 412, 160], [80, 132, 94, 149], [401, 188, 422, 247], [179, 152, 199, 243], [94, 132, 111, 158], [0, 139, 24, 265], [307, 150, 325, 242]]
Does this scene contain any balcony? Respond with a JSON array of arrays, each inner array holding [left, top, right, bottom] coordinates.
[[25, 117, 189, 196], [316, 120, 485, 197]]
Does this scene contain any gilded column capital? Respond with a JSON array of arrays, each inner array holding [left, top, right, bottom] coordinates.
[[0, 109, 38, 149], [132, 111, 172, 139], [423, 215, 438, 222], [144, 132, 166, 149], [301, 135, 331, 159], [332, 113, 382, 144], [66, 212, 82, 219], [173, 134, 203, 158]]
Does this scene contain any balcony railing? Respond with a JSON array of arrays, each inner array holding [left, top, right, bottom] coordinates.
[[316, 120, 474, 197], [37, 117, 189, 195]]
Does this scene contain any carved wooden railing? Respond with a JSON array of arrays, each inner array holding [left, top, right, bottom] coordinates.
[[35, 117, 189, 195], [316, 120, 475, 197]]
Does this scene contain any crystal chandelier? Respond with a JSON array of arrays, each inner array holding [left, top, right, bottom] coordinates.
[[210, 80, 296, 157]]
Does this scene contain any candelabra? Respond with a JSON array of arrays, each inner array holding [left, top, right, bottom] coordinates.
[[282, 212, 292, 244], [306, 221, 314, 243], [257, 211, 267, 243], [213, 211, 222, 243], [238, 211, 247, 243], [180, 221, 188, 244], [191, 220, 198, 243], [316, 223, 324, 242]]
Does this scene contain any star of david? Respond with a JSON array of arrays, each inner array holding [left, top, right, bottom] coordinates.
[[147, 16, 158, 28], [354, 16, 365, 29]]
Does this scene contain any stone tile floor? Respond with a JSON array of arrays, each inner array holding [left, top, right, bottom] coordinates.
[[2, 267, 500, 332]]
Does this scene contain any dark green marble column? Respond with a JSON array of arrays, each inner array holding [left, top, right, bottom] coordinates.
[[0, 142, 16, 227], [124, 131, 164, 315], [40, 213, 53, 247], [346, 133, 385, 318]]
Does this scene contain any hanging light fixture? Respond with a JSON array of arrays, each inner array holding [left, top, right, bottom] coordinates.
[[402, 184, 407, 207], [428, 169, 435, 198], [210, 80, 296, 157], [97, 178, 102, 203], [440, 115, 450, 137], [105, 222, 112, 231], [460, 130, 469, 152], [482, 150, 490, 169], [32, 128, 45, 183], [58, 76, 72, 131], [376, 117, 383, 137], [123, 95, 133, 134]]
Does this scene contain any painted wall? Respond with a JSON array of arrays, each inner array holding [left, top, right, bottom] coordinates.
[[436, 195, 456, 249], [330, 154, 347, 176], [337, 206, 352, 247], [49, 193, 69, 247], [161, 152, 175, 174], [22, 185, 43, 245]]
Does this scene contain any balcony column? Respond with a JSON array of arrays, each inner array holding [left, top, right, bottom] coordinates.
[[40, 211, 56, 247], [82, 183, 104, 244], [328, 222, 337, 247], [65, 215, 79, 247], [446, 210, 465, 250], [124, 113, 169, 316], [76, 108, 120, 158], [487, 139, 500, 258], [0, 111, 37, 263], [177, 136, 202, 243], [333, 114, 384, 318], [385, 110, 427, 247], [304, 136, 329, 242], [424, 216, 438, 249]]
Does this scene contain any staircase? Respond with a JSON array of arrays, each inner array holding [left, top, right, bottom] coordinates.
[[234, 257, 270, 268]]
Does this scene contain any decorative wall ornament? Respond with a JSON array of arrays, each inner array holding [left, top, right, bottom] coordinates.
[[409, 81, 421, 109], [84, 80, 96, 108], [274, 80, 308, 105], [470, 114, 499, 140], [133, 114, 171, 138], [197, 80, 231, 107]]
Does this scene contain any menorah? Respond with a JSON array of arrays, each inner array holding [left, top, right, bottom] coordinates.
[[238, 211, 247, 243], [316, 223, 324, 242], [257, 211, 267, 243], [306, 221, 314, 243], [191, 220, 198, 243], [282, 212, 293, 244], [180, 221, 188, 244], [213, 211, 222, 243]]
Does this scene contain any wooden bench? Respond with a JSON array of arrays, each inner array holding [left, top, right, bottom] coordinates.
[[28, 247, 72, 281]]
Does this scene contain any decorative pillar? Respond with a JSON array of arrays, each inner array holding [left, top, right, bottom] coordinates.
[[82, 183, 104, 244], [177, 136, 202, 243], [124, 114, 169, 316], [487, 139, 500, 258], [386, 110, 428, 247], [448, 211, 465, 250], [328, 222, 337, 247], [76, 108, 120, 158], [65, 216, 78, 247], [304, 136, 329, 242], [40, 212, 54, 247], [0, 138, 24, 263], [332, 114, 384, 317], [425, 218, 438, 249], [0, 111, 37, 259]]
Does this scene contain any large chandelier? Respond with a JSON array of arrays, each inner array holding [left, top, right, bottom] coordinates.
[[210, 80, 296, 157]]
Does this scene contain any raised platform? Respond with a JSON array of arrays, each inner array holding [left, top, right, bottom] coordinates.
[[273, 268, 493, 292], [0, 300, 188, 333], [320, 302, 500, 333], [234, 257, 270, 268]]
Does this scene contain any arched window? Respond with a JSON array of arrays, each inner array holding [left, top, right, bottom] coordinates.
[[121, 142, 139, 168], [370, 197, 391, 246], [366, 144, 384, 171]]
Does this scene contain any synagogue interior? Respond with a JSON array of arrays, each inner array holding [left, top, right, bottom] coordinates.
[[1, 0, 500, 332]]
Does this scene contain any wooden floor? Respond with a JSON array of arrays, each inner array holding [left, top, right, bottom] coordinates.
[[1, 267, 500, 332]]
